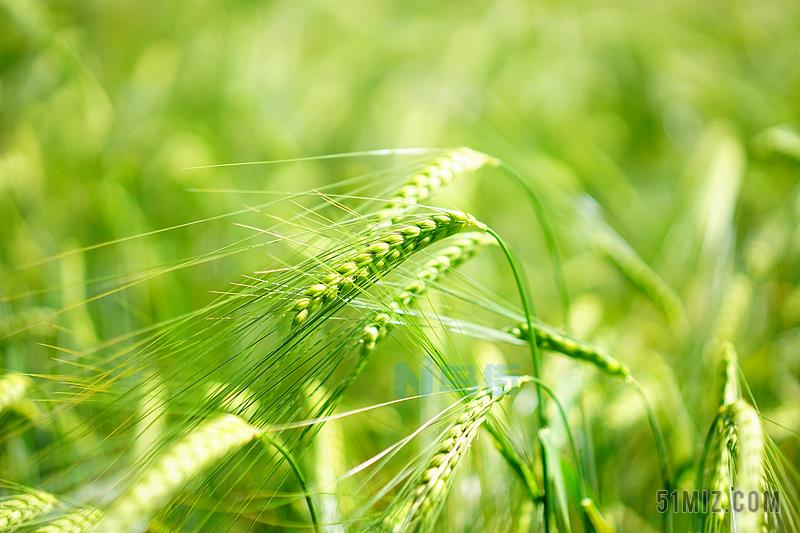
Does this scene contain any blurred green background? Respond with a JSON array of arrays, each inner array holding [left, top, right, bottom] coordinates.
[[2, 0, 798, 313]]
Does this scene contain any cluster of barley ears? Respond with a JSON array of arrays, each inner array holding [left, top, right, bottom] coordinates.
[[1, 144, 797, 533]]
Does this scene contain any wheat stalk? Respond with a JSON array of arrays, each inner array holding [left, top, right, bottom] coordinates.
[[290, 211, 486, 326], [0, 490, 58, 530], [376, 148, 497, 223], [379, 377, 530, 532], [314, 412, 345, 533], [507, 321, 630, 379]]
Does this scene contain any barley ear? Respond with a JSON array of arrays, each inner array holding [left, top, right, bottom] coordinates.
[[290, 211, 486, 327], [720, 343, 739, 406], [379, 378, 529, 532], [710, 407, 736, 524], [729, 401, 765, 532], [703, 274, 752, 364], [508, 321, 630, 379], [95, 414, 259, 532], [376, 148, 498, 223], [318, 232, 492, 424], [34, 507, 103, 533], [0, 490, 59, 530], [96, 414, 318, 532], [359, 232, 494, 357], [594, 230, 685, 328]]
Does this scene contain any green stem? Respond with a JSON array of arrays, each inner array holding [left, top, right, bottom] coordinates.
[[631, 380, 673, 533], [257, 433, 320, 533], [487, 228, 552, 531], [498, 163, 570, 325], [529, 376, 588, 500]]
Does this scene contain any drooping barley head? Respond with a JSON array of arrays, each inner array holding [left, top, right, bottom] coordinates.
[[376, 148, 497, 223], [378, 377, 530, 532], [508, 321, 630, 379], [290, 211, 486, 327], [594, 230, 685, 328], [0, 490, 58, 530], [34, 507, 103, 533]]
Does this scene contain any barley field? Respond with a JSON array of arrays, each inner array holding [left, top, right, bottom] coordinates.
[[1, 1, 799, 532]]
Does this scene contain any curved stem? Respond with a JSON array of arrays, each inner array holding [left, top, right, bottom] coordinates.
[[498, 162, 570, 325], [484, 422, 541, 501], [631, 379, 673, 533], [528, 376, 588, 501], [257, 433, 320, 533], [487, 227, 552, 531]]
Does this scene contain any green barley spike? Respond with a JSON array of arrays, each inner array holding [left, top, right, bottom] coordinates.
[[0, 490, 59, 530], [34, 507, 103, 533], [290, 211, 486, 327], [508, 321, 630, 379], [377, 377, 530, 532], [376, 148, 498, 223]]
